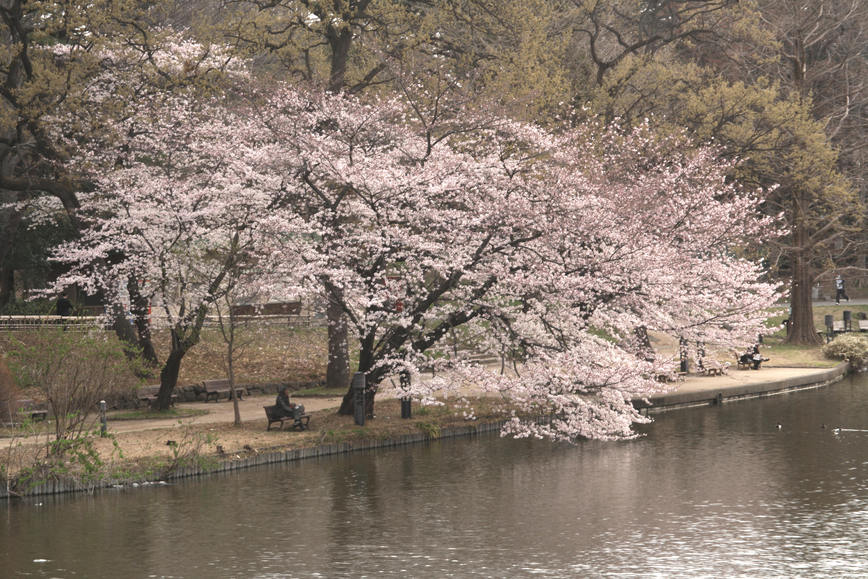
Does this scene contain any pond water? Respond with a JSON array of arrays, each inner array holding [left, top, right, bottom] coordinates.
[[2, 374, 868, 578]]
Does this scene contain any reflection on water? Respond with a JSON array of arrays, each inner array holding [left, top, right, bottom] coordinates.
[[3, 375, 868, 577]]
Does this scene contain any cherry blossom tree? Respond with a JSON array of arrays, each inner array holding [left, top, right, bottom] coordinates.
[[53, 70, 779, 438], [256, 87, 781, 440], [53, 86, 299, 409]]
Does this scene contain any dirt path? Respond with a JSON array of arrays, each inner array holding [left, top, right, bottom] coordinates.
[[5, 365, 839, 468], [104, 394, 343, 434]]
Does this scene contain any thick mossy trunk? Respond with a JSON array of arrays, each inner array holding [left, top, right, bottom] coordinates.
[[785, 213, 822, 346]]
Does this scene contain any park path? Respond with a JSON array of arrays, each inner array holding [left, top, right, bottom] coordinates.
[[103, 395, 344, 434], [100, 364, 841, 434]]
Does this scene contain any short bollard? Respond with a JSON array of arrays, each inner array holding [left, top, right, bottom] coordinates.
[[352, 372, 366, 426], [824, 314, 835, 342], [99, 400, 107, 437]]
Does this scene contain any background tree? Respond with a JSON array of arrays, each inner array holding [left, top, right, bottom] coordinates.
[[0, 0, 101, 306], [563, 0, 864, 344], [1, 1, 252, 360]]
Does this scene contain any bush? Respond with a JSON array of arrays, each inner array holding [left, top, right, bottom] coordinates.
[[0, 298, 56, 316], [0, 356, 24, 423], [822, 334, 868, 370], [5, 329, 143, 442]]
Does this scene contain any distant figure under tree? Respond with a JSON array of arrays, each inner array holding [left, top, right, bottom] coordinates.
[[56, 292, 73, 316], [739, 344, 769, 370], [835, 275, 849, 304]]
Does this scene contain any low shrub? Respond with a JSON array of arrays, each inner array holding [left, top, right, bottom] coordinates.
[[822, 334, 868, 370], [0, 356, 24, 423], [5, 328, 142, 441]]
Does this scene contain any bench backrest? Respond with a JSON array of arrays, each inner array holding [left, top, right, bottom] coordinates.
[[140, 384, 161, 396], [264, 405, 280, 420], [202, 379, 231, 391], [859, 320, 868, 330]]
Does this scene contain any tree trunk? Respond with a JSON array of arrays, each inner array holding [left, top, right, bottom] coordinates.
[[158, 344, 185, 411], [338, 382, 377, 418], [109, 301, 139, 349], [327, 26, 352, 93], [0, 208, 23, 308], [327, 290, 351, 394], [785, 209, 823, 345], [228, 343, 241, 426], [127, 277, 158, 365], [0, 265, 13, 308]]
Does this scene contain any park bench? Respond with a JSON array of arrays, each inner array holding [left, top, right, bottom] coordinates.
[[736, 354, 753, 370], [202, 379, 246, 402], [14, 399, 48, 422], [654, 370, 685, 383], [137, 385, 177, 408], [264, 404, 310, 431], [859, 320, 868, 332], [698, 358, 728, 376], [736, 353, 769, 370]]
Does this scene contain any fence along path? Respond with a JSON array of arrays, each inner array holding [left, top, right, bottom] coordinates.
[[0, 313, 321, 332]]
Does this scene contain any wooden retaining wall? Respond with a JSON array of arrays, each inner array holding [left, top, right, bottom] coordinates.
[[2, 421, 508, 499]]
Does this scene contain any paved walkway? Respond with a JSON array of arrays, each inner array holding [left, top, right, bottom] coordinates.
[[812, 298, 868, 306], [103, 395, 344, 434], [101, 363, 848, 433], [639, 364, 848, 411]]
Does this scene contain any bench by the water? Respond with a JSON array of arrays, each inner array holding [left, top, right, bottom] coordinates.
[[736, 353, 769, 370], [264, 405, 310, 431], [202, 379, 246, 402]]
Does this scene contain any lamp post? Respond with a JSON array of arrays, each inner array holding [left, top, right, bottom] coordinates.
[[352, 372, 366, 426]]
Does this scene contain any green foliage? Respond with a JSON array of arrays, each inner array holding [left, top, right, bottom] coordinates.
[[416, 421, 441, 439], [0, 298, 57, 316], [4, 429, 123, 495], [822, 334, 868, 369], [160, 421, 219, 477], [5, 329, 142, 440]]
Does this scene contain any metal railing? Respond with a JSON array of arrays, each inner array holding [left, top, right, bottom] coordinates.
[[0, 313, 323, 331], [0, 315, 104, 331]]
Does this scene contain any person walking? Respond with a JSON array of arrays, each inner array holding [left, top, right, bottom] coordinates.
[[835, 275, 849, 304], [56, 292, 73, 316]]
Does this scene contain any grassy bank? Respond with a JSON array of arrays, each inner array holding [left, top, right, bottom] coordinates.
[[2, 396, 518, 497], [3, 304, 861, 498]]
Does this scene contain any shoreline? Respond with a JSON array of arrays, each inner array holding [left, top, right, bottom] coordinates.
[[637, 362, 849, 413], [2, 362, 851, 499]]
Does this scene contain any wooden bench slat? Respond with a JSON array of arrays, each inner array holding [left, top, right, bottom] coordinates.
[[137, 385, 178, 407], [264, 405, 310, 431], [202, 379, 246, 402]]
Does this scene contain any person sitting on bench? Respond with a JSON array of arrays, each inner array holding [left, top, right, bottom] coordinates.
[[741, 344, 768, 370], [275, 386, 303, 418]]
